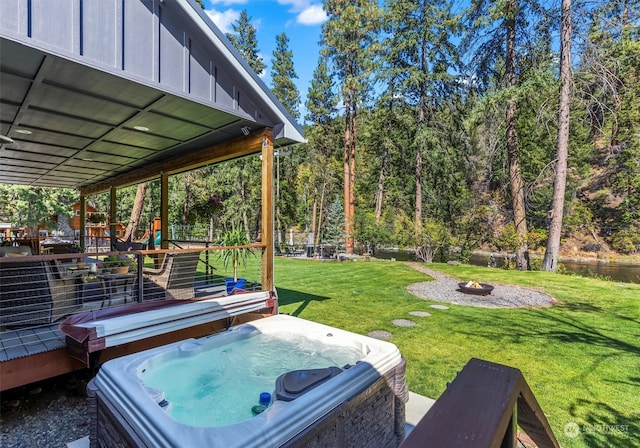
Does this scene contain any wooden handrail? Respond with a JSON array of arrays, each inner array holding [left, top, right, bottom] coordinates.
[[401, 358, 560, 448]]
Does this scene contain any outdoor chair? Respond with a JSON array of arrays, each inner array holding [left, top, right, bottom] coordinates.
[[142, 252, 201, 301], [0, 259, 80, 326]]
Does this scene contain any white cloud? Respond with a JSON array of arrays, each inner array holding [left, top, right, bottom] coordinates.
[[277, 0, 327, 26], [205, 8, 240, 34], [296, 5, 326, 25]]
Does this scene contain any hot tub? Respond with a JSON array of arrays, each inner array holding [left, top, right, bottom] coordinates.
[[88, 314, 407, 448]]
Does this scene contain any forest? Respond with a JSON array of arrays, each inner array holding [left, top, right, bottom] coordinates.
[[1, 0, 638, 269]]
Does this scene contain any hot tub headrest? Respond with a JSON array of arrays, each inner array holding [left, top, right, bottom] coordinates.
[[275, 366, 343, 401]]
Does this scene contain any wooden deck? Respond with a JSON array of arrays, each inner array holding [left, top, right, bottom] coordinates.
[[0, 285, 273, 392], [0, 324, 65, 362]]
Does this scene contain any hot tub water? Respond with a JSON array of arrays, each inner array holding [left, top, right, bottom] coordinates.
[[140, 332, 364, 427]]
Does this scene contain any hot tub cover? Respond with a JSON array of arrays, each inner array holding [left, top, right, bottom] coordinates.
[[60, 290, 275, 366]]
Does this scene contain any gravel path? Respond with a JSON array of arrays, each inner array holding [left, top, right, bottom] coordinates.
[[406, 263, 556, 308], [1, 371, 92, 448]]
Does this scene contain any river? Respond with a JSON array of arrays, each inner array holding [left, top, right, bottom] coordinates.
[[373, 249, 640, 284]]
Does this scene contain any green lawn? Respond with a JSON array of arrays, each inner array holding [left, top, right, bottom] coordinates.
[[273, 258, 640, 448]]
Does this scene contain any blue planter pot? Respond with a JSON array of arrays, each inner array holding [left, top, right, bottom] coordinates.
[[225, 278, 246, 294]]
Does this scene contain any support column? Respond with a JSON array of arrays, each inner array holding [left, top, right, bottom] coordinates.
[[160, 172, 169, 249], [79, 196, 86, 252], [110, 186, 117, 249], [261, 132, 274, 292]]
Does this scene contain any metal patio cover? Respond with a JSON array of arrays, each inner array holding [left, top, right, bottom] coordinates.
[[0, 0, 304, 192]]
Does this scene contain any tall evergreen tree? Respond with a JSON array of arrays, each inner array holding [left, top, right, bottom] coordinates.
[[382, 0, 461, 238], [226, 10, 265, 75], [271, 33, 300, 120], [304, 56, 342, 247], [463, 0, 551, 270], [322, 0, 381, 253], [225, 10, 266, 236], [542, 0, 572, 271], [270, 32, 301, 246]]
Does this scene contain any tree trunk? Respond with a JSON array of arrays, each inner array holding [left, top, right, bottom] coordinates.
[[505, 0, 529, 270], [315, 182, 326, 247], [182, 172, 191, 227], [348, 107, 356, 253], [344, 96, 355, 254], [123, 183, 147, 241], [374, 146, 387, 223], [415, 34, 427, 238], [311, 190, 318, 247], [542, 0, 572, 272]]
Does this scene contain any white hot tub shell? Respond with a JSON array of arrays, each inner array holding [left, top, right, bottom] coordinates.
[[88, 314, 408, 448]]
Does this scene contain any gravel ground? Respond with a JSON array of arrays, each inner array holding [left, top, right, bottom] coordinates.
[[1, 370, 92, 448], [406, 263, 556, 308], [0, 263, 554, 448]]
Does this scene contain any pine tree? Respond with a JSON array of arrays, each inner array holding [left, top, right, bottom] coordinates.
[[542, 0, 572, 272], [226, 10, 265, 75], [304, 56, 342, 247], [322, 0, 381, 253], [463, 0, 551, 270], [225, 10, 266, 235], [323, 197, 345, 246], [271, 33, 300, 120], [382, 0, 461, 238]]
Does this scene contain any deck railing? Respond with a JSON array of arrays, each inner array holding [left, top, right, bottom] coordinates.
[[0, 245, 265, 389], [401, 358, 560, 448]]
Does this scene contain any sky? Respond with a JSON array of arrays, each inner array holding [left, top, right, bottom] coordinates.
[[202, 0, 328, 122]]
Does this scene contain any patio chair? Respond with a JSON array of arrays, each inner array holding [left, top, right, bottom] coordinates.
[[0, 259, 79, 326], [142, 252, 201, 301]]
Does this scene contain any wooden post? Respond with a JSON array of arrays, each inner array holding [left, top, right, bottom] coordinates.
[[79, 195, 86, 252], [261, 132, 274, 292], [110, 186, 117, 247], [160, 171, 169, 249]]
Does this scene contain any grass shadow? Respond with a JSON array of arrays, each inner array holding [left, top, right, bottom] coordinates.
[[276, 287, 331, 317], [554, 302, 604, 313], [449, 309, 640, 357], [568, 398, 639, 447]]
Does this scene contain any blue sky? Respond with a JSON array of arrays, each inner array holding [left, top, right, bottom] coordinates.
[[202, 0, 327, 121]]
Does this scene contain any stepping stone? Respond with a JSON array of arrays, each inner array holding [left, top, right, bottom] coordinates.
[[392, 319, 416, 327], [409, 311, 431, 317], [368, 330, 392, 340], [429, 304, 449, 310]]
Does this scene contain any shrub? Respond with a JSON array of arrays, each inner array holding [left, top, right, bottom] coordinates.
[[611, 229, 640, 254], [527, 228, 548, 251], [529, 257, 542, 271]]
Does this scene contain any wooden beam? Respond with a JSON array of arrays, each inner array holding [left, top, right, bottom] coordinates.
[[110, 186, 117, 244], [80, 129, 270, 196], [160, 171, 169, 249], [261, 132, 274, 292], [79, 196, 86, 251], [0, 348, 86, 391], [401, 358, 560, 448]]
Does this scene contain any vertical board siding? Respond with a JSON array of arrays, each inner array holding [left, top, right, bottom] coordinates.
[[31, 0, 76, 53], [1, 0, 265, 124], [123, 0, 156, 80], [81, 0, 121, 67], [0, 0, 23, 36]]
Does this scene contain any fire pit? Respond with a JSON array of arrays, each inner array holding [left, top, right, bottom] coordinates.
[[458, 282, 494, 296]]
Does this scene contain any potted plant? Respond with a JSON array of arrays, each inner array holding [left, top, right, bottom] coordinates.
[[104, 254, 136, 274], [218, 226, 254, 294]]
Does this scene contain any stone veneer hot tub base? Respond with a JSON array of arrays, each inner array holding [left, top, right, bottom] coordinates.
[[87, 315, 408, 448]]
